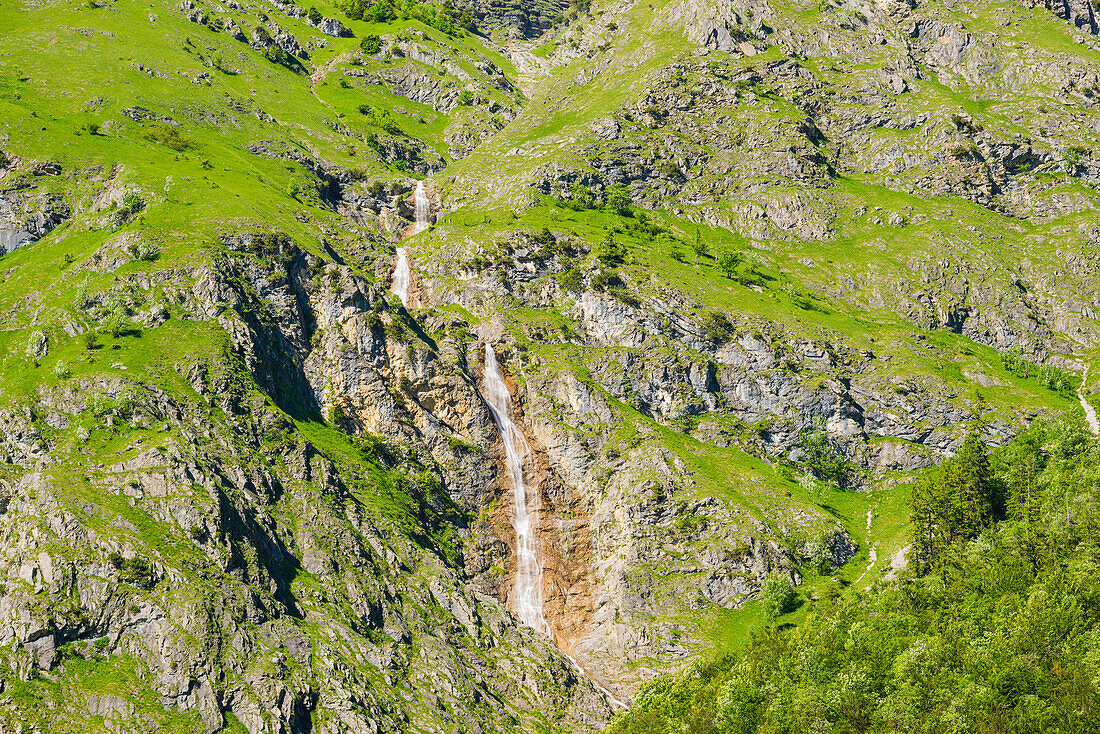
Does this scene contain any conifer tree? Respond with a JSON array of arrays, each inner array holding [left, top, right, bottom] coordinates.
[[911, 431, 997, 569], [953, 431, 993, 534], [910, 473, 941, 570]]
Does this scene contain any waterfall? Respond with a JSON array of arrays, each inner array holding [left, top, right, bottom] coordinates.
[[391, 247, 411, 307], [391, 181, 429, 307], [482, 343, 551, 636], [412, 180, 430, 234], [481, 342, 629, 709]]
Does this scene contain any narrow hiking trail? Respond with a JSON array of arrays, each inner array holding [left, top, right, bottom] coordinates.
[[1080, 366, 1098, 435]]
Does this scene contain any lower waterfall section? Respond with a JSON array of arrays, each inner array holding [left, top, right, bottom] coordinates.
[[481, 343, 628, 708], [482, 342, 552, 636]]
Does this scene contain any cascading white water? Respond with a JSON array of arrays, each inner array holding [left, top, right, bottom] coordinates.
[[482, 342, 629, 709], [391, 247, 411, 307], [482, 343, 552, 636], [391, 182, 430, 307], [412, 180, 430, 234]]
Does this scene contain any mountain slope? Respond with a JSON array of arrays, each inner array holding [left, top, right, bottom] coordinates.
[[412, 0, 1100, 692], [608, 419, 1100, 734], [0, 0, 1098, 731]]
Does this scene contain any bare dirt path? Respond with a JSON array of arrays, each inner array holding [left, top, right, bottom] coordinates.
[[1080, 366, 1098, 435]]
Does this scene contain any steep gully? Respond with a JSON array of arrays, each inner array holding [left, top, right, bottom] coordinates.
[[483, 342, 627, 708], [393, 182, 626, 707]]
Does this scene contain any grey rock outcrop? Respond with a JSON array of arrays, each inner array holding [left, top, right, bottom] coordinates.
[[0, 189, 70, 254]]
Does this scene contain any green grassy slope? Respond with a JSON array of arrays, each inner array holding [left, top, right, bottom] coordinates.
[[609, 419, 1100, 734], [1, 0, 1099, 726]]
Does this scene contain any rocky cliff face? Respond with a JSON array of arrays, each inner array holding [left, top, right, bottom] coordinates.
[[404, 232, 1018, 691], [446, 0, 1100, 357], [198, 226, 860, 696], [0, 161, 71, 254], [0, 0, 1098, 730], [0, 246, 613, 732], [458, 0, 572, 40]]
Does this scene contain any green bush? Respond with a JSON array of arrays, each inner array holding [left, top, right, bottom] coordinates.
[[759, 571, 796, 620], [784, 283, 825, 312], [1037, 363, 1079, 396], [467, 254, 491, 272], [137, 241, 159, 261], [1001, 348, 1032, 378], [595, 231, 625, 266], [360, 33, 383, 54], [605, 184, 631, 215], [126, 239, 159, 262], [692, 228, 707, 265], [113, 191, 145, 225], [74, 280, 93, 310], [591, 268, 619, 291], [717, 250, 743, 279], [558, 268, 583, 292], [1001, 349, 1080, 398], [341, 0, 396, 22], [569, 180, 594, 209], [357, 105, 402, 134], [26, 329, 48, 361], [700, 311, 734, 342], [263, 44, 293, 67], [385, 315, 409, 341], [141, 125, 194, 151], [364, 132, 384, 157], [457, 7, 476, 30], [104, 305, 129, 338], [339, 0, 465, 35], [328, 401, 349, 426], [109, 553, 157, 589], [356, 432, 395, 463], [447, 435, 481, 454], [795, 430, 856, 487]]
